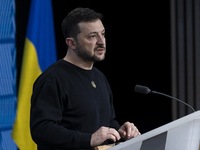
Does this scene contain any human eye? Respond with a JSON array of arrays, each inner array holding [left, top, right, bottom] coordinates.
[[102, 32, 105, 37], [89, 34, 96, 39]]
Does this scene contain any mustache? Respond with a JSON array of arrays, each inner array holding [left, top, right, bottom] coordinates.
[[94, 45, 106, 50]]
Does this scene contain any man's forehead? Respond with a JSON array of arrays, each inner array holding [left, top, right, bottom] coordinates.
[[78, 19, 105, 34]]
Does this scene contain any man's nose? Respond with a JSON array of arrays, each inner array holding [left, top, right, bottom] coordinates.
[[97, 35, 105, 45]]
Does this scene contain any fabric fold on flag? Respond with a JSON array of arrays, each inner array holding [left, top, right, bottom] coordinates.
[[12, 0, 57, 149]]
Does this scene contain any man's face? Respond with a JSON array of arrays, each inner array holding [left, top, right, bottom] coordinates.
[[75, 19, 106, 62]]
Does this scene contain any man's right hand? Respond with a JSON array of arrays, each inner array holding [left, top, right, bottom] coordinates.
[[90, 126, 121, 147]]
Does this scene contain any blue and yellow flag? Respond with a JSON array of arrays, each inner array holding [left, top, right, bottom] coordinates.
[[12, 0, 57, 149]]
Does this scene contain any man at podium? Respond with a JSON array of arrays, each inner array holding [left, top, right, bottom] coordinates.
[[30, 7, 140, 150]]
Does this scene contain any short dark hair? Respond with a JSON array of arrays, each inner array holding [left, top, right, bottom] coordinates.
[[61, 7, 103, 39]]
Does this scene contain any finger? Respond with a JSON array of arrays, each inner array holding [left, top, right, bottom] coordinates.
[[107, 134, 117, 142], [133, 131, 140, 137], [126, 123, 134, 138], [132, 127, 141, 137], [118, 128, 126, 137], [132, 127, 138, 137], [135, 130, 141, 137], [132, 126, 138, 137], [108, 128, 121, 141]]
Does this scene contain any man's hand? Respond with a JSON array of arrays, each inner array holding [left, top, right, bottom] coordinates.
[[90, 126, 121, 147], [118, 122, 141, 140]]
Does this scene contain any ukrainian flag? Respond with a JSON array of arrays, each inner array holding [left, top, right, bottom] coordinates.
[[12, 0, 57, 149]]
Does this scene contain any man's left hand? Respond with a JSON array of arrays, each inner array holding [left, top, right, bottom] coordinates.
[[118, 121, 141, 140]]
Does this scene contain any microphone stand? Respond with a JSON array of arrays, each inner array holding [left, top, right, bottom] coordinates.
[[151, 91, 195, 112]]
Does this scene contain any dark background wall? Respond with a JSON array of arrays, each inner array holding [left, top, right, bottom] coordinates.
[[16, 0, 171, 134], [171, 0, 200, 119]]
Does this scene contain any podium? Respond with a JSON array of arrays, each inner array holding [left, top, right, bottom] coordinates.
[[108, 111, 200, 150]]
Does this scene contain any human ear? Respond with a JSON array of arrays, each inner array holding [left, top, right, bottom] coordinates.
[[66, 38, 76, 50]]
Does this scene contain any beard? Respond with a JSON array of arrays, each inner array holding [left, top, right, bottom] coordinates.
[[76, 43, 106, 62]]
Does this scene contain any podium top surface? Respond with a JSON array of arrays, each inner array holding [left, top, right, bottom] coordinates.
[[108, 110, 200, 150], [150, 110, 200, 132]]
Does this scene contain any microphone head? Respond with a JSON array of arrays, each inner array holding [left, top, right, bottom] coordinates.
[[135, 85, 151, 94]]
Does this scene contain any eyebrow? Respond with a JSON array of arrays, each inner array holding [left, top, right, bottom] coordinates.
[[89, 29, 105, 35]]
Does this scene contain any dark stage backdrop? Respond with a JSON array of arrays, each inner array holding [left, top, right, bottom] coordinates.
[[16, 0, 171, 134]]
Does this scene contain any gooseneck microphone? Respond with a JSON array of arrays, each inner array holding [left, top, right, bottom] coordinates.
[[135, 85, 195, 112]]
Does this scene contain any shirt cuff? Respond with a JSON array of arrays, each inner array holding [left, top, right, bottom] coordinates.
[[79, 132, 92, 149]]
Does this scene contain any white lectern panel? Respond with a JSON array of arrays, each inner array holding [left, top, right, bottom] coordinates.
[[108, 111, 200, 150]]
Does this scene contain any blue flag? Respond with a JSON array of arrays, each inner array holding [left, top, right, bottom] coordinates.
[[12, 0, 57, 149]]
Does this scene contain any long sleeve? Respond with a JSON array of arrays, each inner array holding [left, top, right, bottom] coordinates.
[[30, 60, 121, 149], [107, 80, 121, 131], [30, 80, 92, 149]]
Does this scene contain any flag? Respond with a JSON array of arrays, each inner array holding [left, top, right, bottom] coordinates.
[[12, 0, 57, 149]]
